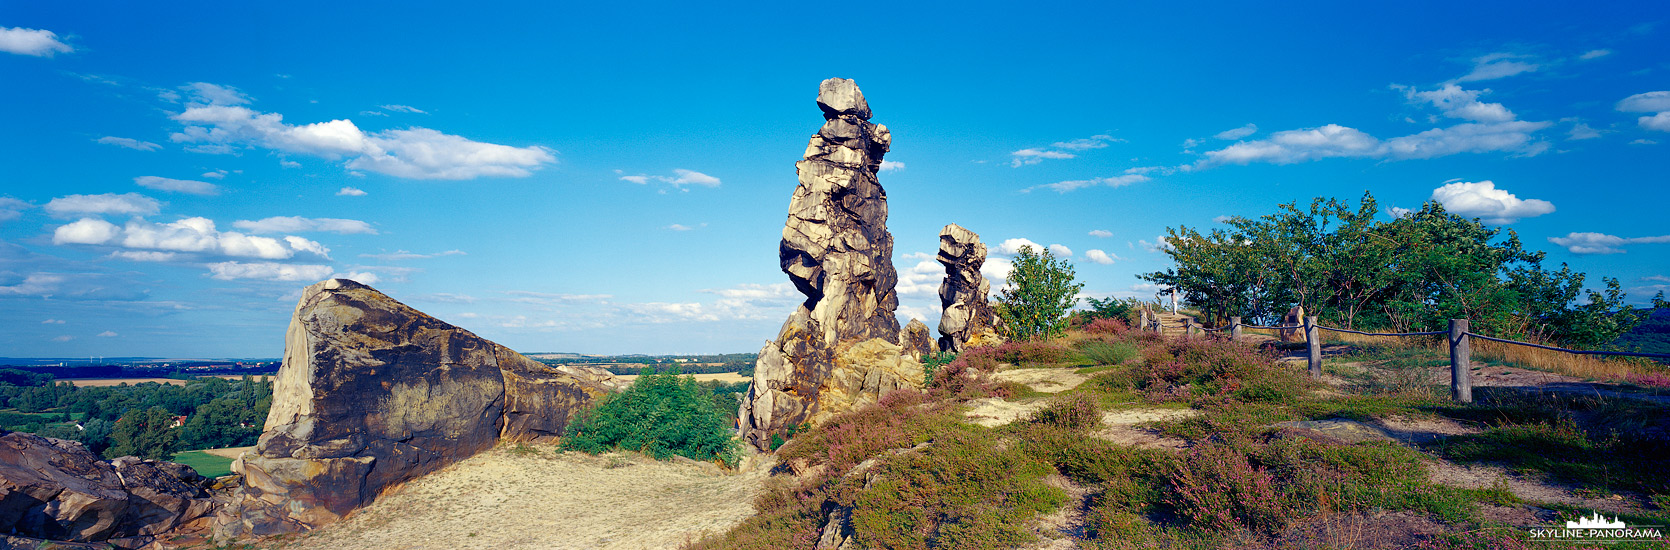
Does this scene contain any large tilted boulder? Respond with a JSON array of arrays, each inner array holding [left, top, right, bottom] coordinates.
[[740, 78, 923, 451], [0, 431, 215, 548], [214, 279, 623, 538], [936, 223, 1000, 353]]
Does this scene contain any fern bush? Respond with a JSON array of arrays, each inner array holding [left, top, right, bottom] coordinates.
[[561, 371, 740, 466]]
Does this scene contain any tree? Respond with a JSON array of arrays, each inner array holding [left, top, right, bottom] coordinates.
[[561, 371, 740, 466], [995, 246, 1084, 341], [107, 407, 180, 460]]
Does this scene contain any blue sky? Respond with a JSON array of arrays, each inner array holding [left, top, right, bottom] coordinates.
[[2, 2, 1667, 358]]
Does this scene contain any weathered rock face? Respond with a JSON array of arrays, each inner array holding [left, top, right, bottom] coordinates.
[[740, 78, 922, 451], [936, 223, 999, 353], [899, 319, 935, 363], [214, 279, 622, 538], [0, 431, 215, 547]]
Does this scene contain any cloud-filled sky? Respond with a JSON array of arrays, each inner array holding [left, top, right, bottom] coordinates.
[[2, 2, 1667, 357]]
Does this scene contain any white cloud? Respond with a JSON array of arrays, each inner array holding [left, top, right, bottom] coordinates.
[[201, 170, 228, 179], [381, 104, 427, 114], [1213, 215, 1233, 223], [134, 176, 221, 196], [1085, 249, 1116, 264], [96, 136, 162, 151], [1088, 229, 1112, 238], [619, 169, 722, 188], [358, 249, 465, 260], [97, 331, 117, 337], [996, 238, 1044, 255], [1214, 124, 1258, 140], [1454, 53, 1539, 82], [1639, 112, 1670, 132], [879, 160, 905, 172], [894, 255, 943, 300], [1049, 244, 1072, 257], [55, 217, 331, 260], [45, 193, 162, 218], [1429, 181, 1554, 224], [1382, 120, 1551, 159], [1050, 134, 1120, 150], [1616, 91, 1670, 113], [1387, 206, 1415, 218], [1631, 139, 1659, 145], [169, 87, 556, 180], [1579, 49, 1612, 60], [0, 27, 72, 57], [1024, 174, 1149, 193], [1401, 84, 1516, 123], [667, 223, 708, 231], [110, 251, 180, 262], [1548, 232, 1670, 255], [0, 197, 29, 223], [1195, 124, 1381, 166], [1568, 123, 1601, 140], [1010, 148, 1075, 167], [333, 271, 381, 285], [42, 319, 65, 324], [233, 216, 377, 234], [982, 257, 1014, 286], [337, 186, 367, 196], [1139, 236, 1171, 253], [281, 160, 302, 168], [0, 274, 66, 296], [207, 262, 334, 282], [52, 336, 73, 342]]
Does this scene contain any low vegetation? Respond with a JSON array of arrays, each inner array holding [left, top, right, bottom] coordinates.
[[0, 369, 271, 462], [561, 371, 741, 466]]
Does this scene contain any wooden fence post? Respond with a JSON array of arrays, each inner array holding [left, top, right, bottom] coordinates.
[[1184, 318, 1196, 337], [1305, 316, 1321, 377], [1449, 319, 1472, 403], [1139, 309, 1150, 333], [1229, 316, 1241, 340]]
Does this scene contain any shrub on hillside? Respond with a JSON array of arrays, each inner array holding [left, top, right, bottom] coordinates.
[[1085, 317, 1131, 335], [1076, 339, 1140, 366], [993, 340, 1074, 365], [560, 372, 740, 466]]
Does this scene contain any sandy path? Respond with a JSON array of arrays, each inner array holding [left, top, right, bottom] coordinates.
[[272, 446, 770, 550]]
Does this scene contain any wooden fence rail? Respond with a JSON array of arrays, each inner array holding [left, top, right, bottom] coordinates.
[[1139, 312, 1670, 404]]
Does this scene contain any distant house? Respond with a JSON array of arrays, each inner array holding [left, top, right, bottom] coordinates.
[[170, 415, 188, 428]]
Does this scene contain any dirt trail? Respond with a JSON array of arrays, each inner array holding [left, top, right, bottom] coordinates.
[[266, 446, 770, 550]]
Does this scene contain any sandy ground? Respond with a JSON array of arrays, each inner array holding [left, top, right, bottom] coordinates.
[[201, 446, 254, 460], [614, 372, 751, 384], [267, 445, 770, 550], [994, 367, 1090, 394]]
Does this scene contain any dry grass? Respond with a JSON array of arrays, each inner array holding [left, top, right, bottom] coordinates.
[[1471, 339, 1661, 383]]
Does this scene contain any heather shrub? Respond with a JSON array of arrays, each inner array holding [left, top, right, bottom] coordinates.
[[927, 346, 1008, 400], [1029, 391, 1101, 431], [777, 389, 958, 474], [560, 371, 739, 466], [1085, 317, 1131, 335], [848, 429, 1065, 549], [1077, 339, 1140, 366], [1165, 442, 1288, 532], [994, 340, 1076, 366]]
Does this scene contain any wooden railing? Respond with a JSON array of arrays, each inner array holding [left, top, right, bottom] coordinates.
[[1138, 312, 1670, 404]]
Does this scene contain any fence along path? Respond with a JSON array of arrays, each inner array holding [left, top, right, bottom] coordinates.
[[1141, 312, 1670, 404]]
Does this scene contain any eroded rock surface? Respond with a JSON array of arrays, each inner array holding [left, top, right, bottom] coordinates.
[[900, 319, 935, 363], [215, 279, 622, 538], [937, 223, 999, 352], [740, 78, 922, 451], [0, 431, 215, 548]]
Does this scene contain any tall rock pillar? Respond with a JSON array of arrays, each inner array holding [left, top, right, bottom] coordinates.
[[937, 224, 1000, 352], [739, 78, 923, 451]]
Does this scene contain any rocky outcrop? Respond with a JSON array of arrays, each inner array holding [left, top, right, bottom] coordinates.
[[740, 78, 923, 451], [899, 319, 935, 363], [214, 279, 623, 538], [936, 224, 1000, 353], [0, 431, 215, 548]]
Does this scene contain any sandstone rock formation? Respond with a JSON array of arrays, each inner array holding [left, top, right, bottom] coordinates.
[[0, 431, 215, 548], [739, 78, 923, 451], [215, 279, 622, 538], [936, 223, 1000, 353], [899, 319, 935, 363]]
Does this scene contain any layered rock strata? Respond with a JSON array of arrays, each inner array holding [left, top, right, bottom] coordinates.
[[936, 223, 1000, 353], [0, 431, 215, 548], [740, 78, 922, 451], [215, 279, 622, 538]]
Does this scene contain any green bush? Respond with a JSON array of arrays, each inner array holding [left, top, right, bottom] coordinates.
[[995, 246, 1083, 341], [1077, 340, 1140, 366], [560, 372, 740, 466]]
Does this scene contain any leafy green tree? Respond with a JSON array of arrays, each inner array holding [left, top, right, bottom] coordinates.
[[180, 397, 263, 449], [107, 407, 181, 460], [561, 371, 740, 466], [995, 246, 1084, 341]]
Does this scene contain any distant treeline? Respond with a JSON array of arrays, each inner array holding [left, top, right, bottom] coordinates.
[[0, 362, 279, 380], [536, 353, 758, 376], [0, 369, 272, 461], [1614, 308, 1670, 356]]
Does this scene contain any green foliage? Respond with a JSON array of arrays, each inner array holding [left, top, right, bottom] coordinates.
[[1140, 192, 1649, 348], [170, 450, 234, 477], [1076, 340, 1140, 366], [995, 246, 1083, 341], [107, 406, 181, 460], [922, 351, 957, 381], [561, 371, 740, 466]]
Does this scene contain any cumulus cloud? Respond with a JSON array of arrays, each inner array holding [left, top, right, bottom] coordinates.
[[1024, 173, 1150, 193], [358, 249, 465, 261], [1088, 229, 1113, 238], [894, 253, 944, 300], [879, 160, 905, 171], [96, 136, 162, 151], [1579, 49, 1612, 60], [1547, 232, 1670, 255], [110, 251, 180, 262], [206, 262, 334, 281], [996, 238, 1044, 255], [1139, 236, 1172, 253], [618, 169, 722, 188], [45, 193, 161, 218], [982, 257, 1014, 286], [1616, 91, 1670, 113], [1010, 148, 1075, 167], [1401, 84, 1516, 123], [1454, 53, 1539, 82], [1085, 249, 1116, 264], [337, 187, 367, 196], [54, 217, 330, 260], [1049, 244, 1072, 257], [168, 85, 556, 179], [1568, 123, 1601, 140], [1051, 134, 1120, 150], [41, 319, 65, 324], [1214, 124, 1258, 140], [1195, 124, 1381, 166], [233, 216, 376, 234], [0, 197, 29, 223], [1429, 181, 1554, 224], [134, 176, 220, 196], [0, 27, 72, 57]]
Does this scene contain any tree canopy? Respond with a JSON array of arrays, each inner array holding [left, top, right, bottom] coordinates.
[[995, 246, 1084, 341]]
